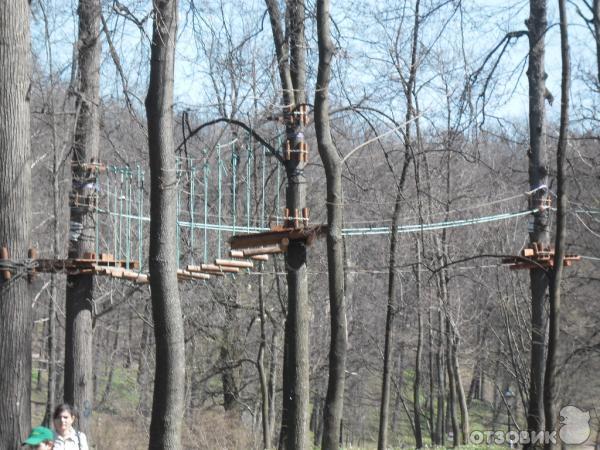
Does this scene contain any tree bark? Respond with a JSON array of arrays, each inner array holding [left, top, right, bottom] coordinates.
[[544, 2, 569, 448], [377, 191, 402, 450], [446, 320, 459, 448], [264, 1, 309, 448], [413, 240, 424, 448], [146, 0, 186, 448], [315, 1, 348, 449], [257, 265, 271, 449], [0, 1, 32, 447], [593, 0, 600, 85], [64, 0, 101, 437], [526, 1, 550, 447]]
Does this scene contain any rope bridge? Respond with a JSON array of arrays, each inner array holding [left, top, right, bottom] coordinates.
[[1, 137, 581, 284]]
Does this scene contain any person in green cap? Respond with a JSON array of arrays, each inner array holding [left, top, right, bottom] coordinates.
[[23, 426, 55, 449]]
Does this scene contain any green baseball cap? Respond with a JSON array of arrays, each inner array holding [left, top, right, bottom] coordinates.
[[23, 426, 54, 445]]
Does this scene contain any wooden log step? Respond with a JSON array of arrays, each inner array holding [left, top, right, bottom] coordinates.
[[215, 258, 253, 269], [185, 264, 234, 275], [242, 239, 289, 257], [177, 269, 210, 280], [1, 247, 11, 281], [230, 250, 245, 258], [250, 255, 269, 261], [201, 264, 239, 273]]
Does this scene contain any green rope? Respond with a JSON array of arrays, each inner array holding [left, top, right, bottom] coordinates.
[[137, 164, 143, 272], [246, 139, 252, 231], [232, 144, 238, 235], [189, 158, 195, 265], [261, 145, 266, 228], [217, 144, 222, 258], [176, 158, 181, 267], [126, 170, 132, 267], [203, 148, 208, 264]]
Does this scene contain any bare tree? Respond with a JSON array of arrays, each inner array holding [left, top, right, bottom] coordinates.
[[544, 0, 570, 448], [315, 0, 347, 448], [146, 0, 186, 448], [0, 1, 32, 448], [264, 0, 310, 448], [525, 1, 550, 446], [64, 0, 101, 437]]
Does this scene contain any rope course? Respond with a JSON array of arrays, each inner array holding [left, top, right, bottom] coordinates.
[[1, 137, 594, 284]]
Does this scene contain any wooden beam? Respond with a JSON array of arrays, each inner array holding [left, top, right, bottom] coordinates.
[[215, 258, 253, 269], [250, 254, 269, 261], [186, 264, 238, 274], [1, 247, 11, 281], [242, 239, 289, 256]]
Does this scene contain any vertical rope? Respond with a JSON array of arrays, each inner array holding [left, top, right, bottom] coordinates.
[[217, 144, 222, 258], [203, 148, 208, 264], [190, 157, 195, 265], [118, 170, 123, 260], [232, 143, 238, 235], [176, 158, 181, 267], [261, 145, 266, 228], [276, 137, 281, 226], [137, 164, 143, 272], [246, 141, 253, 231], [95, 167, 100, 263], [126, 169, 132, 268]]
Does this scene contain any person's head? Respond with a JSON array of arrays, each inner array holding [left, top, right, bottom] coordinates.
[[53, 403, 77, 436], [23, 426, 54, 449]]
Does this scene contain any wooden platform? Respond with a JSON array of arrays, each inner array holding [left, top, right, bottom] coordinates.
[[229, 224, 325, 256], [502, 242, 581, 270]]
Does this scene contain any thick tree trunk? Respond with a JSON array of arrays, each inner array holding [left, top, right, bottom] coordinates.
[[544, 3, 569, 448], [64, 0, 101, 437], [526, 1, 550, 447], [315, 1, 348, 449], [0, 1, 32, 447], [264, 1, 309, 448], [146, 0, 186, 448]]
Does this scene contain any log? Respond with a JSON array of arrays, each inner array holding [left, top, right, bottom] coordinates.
[[215, 258, 253, 269], [0, 247, 11, 280], [250, 255, 269, 261], [242, 239, 289, 256]]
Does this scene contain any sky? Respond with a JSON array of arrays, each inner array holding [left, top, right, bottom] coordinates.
[[30, 0, 599, 131]]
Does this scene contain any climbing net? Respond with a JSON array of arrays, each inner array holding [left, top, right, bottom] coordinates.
[[90, 138, 282, 273]]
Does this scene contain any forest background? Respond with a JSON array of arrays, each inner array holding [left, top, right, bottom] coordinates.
[[0, 0, 599, 449]]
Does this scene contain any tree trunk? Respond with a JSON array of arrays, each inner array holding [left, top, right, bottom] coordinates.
[[137, 304, 152, 417], [413, 240, 424, 448], [146, 0, 186, 448], [221, 306, 240, 412], [257, 266, 271, 449], [0, 1, 32, 447], [377, 191, 402, 450], [526, 1, 550, 447], [544, 2, 570, 448], [428, 307, 437, 444], [315, 1, 348, 449], [594, 0, 600, 85], [264, 1, 309, 448], [446, 319, 459, 448], [451, 333, 469, 444], [64, 0, 101, 438]]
